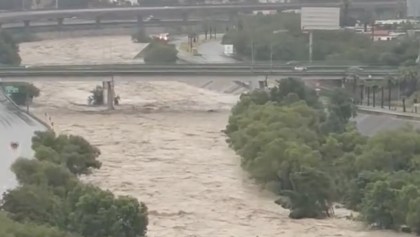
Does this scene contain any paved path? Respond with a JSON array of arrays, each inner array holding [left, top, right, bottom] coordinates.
[[0, 90, 46, 195]]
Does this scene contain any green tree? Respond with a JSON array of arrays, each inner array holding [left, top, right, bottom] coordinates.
[[0, 32, 21, 65], [406, 198, 420, 234], [3, 130, 149, 237], [1, 185, 66, 227], [223, 13, 418, 66], [0, 211, 80, 237], [361, 180, 397, 229], [32, 131, 102, 175], [67, 184, 148, 237], [11, 158, 76, 188]]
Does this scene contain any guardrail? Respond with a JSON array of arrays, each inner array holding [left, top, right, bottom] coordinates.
[[0, 66, 399, 78], [16, 63, 400, 71]]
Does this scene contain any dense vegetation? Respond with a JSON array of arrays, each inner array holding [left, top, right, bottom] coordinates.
[[222, 14, 418, 66], [225, 77, 420, 233], [144, 42, 178, 64], [0, 131, 148, 237]]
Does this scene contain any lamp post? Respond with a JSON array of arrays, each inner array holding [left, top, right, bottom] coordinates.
[[270, 30, 285, 71], [251, 36, 254, 70]]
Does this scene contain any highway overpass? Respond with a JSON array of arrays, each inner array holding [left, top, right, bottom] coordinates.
[[0, 1, 401, 27], [0, 64, 398, 81], [2, 18, 228, 29], [1, 18, 229, 35]]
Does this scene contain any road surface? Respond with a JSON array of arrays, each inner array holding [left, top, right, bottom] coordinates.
[[355, 112, 420, 136], [0, 1, 399, 23], [0, 90, 46, 195]]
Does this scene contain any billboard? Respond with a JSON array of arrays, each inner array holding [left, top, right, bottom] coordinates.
[[407, 0, 420, 18], [301, 7, 340, 31]]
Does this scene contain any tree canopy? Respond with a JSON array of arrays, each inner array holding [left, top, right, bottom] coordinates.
[[223, 14, 418, 66], [226, 77, 420, 233], [1, 131, 148, 237], [0, 31, 21, 65]]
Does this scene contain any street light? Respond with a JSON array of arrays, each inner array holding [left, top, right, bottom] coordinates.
[[270, 30, 285, 71], [251, 36, 255, 70]]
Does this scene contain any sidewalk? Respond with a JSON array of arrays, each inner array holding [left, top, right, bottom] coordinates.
[[174, 34, 237, 64], [358, 105, 420, 121]]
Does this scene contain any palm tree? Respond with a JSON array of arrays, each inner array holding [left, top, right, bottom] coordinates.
[[385, 74, 397, 110], [399, 66, 419, 97], [341, 0, 351, 27], [346, 66, 362, 102]]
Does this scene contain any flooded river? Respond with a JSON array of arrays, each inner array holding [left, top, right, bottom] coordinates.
[[20, 36, 414, 237]]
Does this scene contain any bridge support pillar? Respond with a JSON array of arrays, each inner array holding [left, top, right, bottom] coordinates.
[[24, 20, 30, 28], [106, 80, 114, 110], [102, 81, 107, 104], [57, 18, 64, 26]]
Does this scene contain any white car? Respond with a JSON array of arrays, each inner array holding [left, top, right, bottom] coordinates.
[[294, 66, 308, 72]]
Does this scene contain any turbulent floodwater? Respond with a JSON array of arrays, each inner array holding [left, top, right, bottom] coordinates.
[[20, 35, 147, 65], [21, 36, 414, 237]]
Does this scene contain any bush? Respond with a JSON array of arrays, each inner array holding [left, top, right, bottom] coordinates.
[[89, 85, 104, 105], [144, 42, 178, 64]]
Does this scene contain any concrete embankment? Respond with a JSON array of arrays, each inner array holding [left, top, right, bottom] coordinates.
[[0, 89, 46, 195]]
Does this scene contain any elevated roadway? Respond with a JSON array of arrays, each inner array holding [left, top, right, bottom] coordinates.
[[0, 1, 401, 25], [0, 64, 398, 81], [2, 19, 228, 30]]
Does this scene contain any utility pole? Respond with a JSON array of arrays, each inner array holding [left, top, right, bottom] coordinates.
[[309, 31, 313, 64], [251, 36, 254, 70], [270, 42, 273, 72]]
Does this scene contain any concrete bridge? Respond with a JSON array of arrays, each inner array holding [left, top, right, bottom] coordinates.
[[0, 1, 402, 28]]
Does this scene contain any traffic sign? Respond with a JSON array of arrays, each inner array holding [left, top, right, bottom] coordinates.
[[4, 85, 18, 97]]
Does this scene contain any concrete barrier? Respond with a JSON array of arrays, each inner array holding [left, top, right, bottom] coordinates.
[[357, 106, 420, 121]]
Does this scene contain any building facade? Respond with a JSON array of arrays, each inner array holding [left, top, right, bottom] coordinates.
[[408, 0, 420, 18]]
